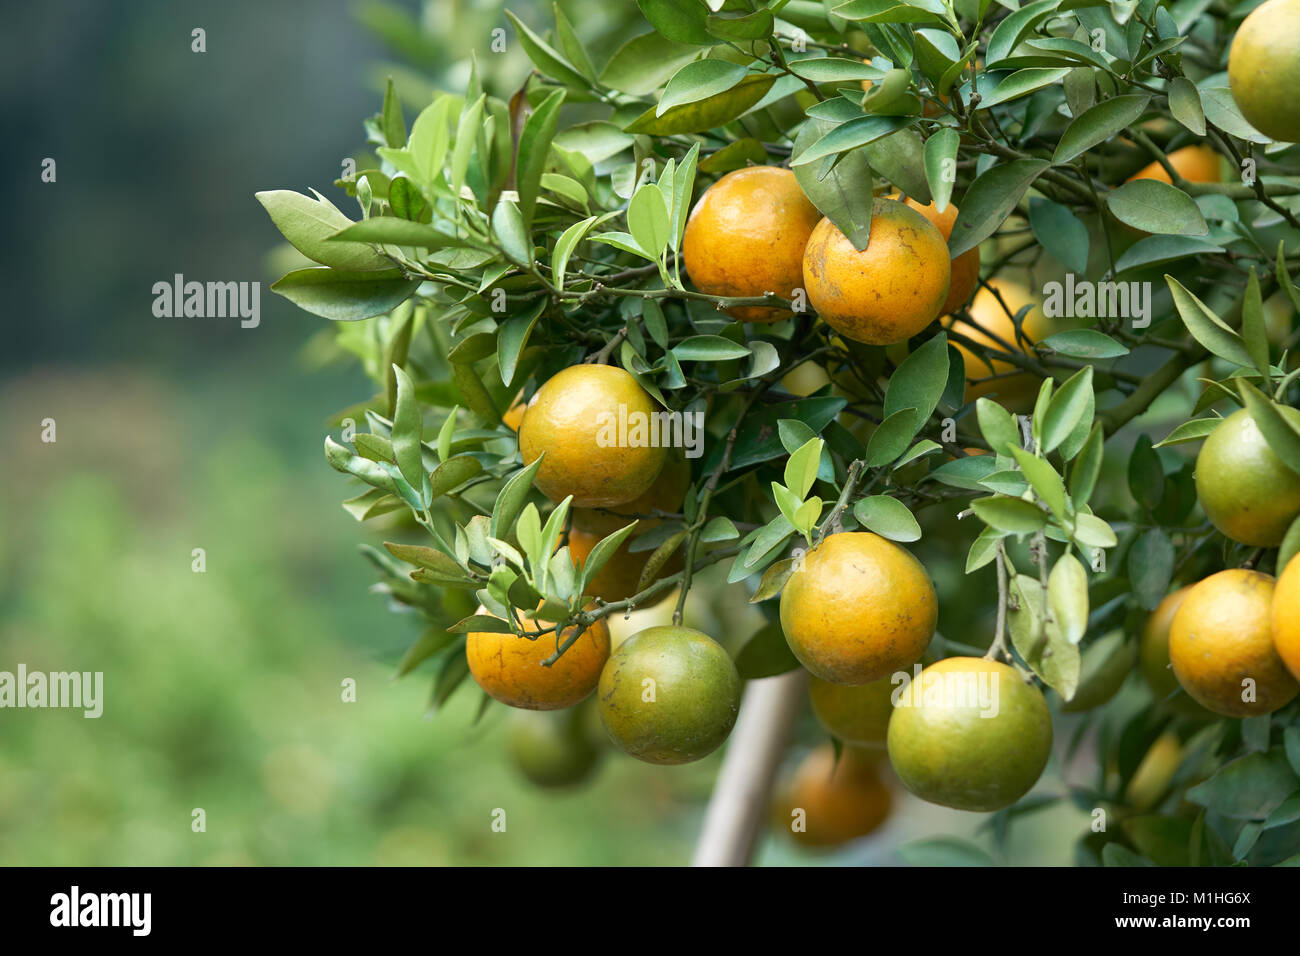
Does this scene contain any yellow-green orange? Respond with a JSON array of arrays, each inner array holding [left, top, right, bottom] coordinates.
[[1228, 0, 1300, 143], [519, 364, 667, 509], [597, 625, 741, 764], [946, 279, 1046, 413], [1274, 555, 1300, 681], [682, 166, 821, 322], [780, 532, 937, 685], [780, 743, 892, 848], [506, 705, 601, 789], [1059, 630, 1136, 712], [467, 616, 610, 711], [1195, 407, 1300, 547], [1124, 732, 1183, 811], [808, 675, 895, 747], [1139, 587, 1212, 717], [1169, 569, 1298, 717], [887, 657, 1053, 812], [802, 198, 951, 345]]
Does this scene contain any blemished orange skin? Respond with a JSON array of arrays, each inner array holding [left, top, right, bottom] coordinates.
[[1169, 569, 1299, 717], [780, 743, 892, 848], [780, 532, 937, 685], [1273, 555, 1300, 681], [802, 198, 951, 346], [518, 364, 667, 509], [897, 195, 981, 315], [567, 526, 680, 606], [681, 166, 821, 322], [1126, 145, 1222, 185], [946, 279, 1046, 413], [467, 616, 610, 711]]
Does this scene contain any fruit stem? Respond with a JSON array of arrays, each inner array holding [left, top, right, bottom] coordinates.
[[986, 540, 1010, 662]]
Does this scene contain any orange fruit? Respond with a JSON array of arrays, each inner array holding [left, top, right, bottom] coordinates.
[[681, 166, 821, 322], [568, 525, 681, 605], [1139, 587, 1212, 717], [1126, 145, 1222, 185], [1229, 0, 1300, 143], [1124, 732, 1183, 811], [779, 532, 937, 685], [1195, 407, 1300, 547], [502, 399, 527, 432], [518, 364, 667, 509], [467, 615, 610, 711], [808, 675, 895, 748], [506, 703, 602, 789], [780, 743, 892, 848], [597, 625, 741, 764], [1272, 554, 1300, 681], [1169, 569, 1299, 717], [886, 657, 1053, 812], [802, 198, 951, 345], [945, 279, 1045, 413], [897, 195, 981, 314]]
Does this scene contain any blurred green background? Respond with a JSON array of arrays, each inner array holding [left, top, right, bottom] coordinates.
[[0, 0, 1091, 866]]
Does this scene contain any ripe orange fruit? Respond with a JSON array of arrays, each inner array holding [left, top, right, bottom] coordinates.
[[1273, 554, 1300, 680], [506, 703, 602, 788], [886, 657, 1053, 812], [779, 532, 937, 685], [897, 195, 981, 314], [681, 166, 821, 322], [1195, 408, 1300, 547], [467, 615, 610, 711], [570, 454, 691, 539], [946, 279, 1045, 413], [502, 399, 527, 432], [1169, 569, 1299, 717], [1139, 587, 1212, 717], [597, 625, 741, 764], [808, 675, 895, 748], [1126, 145, 1222, 185], [1229, 0, 1300, 143], [802, 198, 951, 345], [518, 364, 668, 509], [780, 743, 892, 848]]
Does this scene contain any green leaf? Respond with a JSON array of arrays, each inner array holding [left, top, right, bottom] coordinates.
[[599, 31, 704, 97], [1114, 235, 1224, 273], [1238, 381, 1300, 474], [971, 496, 1047, 535], [978, 68, 1072, 108], [505, 10, 589, 88], [492, 199, 532, 265], [734, 622, 802, 678], [791, 115, 914, 167], [578, 522, 640, 595], [408, 96, 454, 183], [435, 406, 458, 464], [1278, 515, 1300, 576], [1039, 329, 1128, 359], [427, 455, 483, 500], [1051, 94, 1150, 166], [750, 558, 796, 603], [930, 454, 998, 490], [673, 335, 752, 361], [985, 0, 1063, 63], [1242, 267, 1271, 381], [626, 74, 775, 135], [324, 436, 399, 494], [1068, 423, 1104, 504], [1154, 417, 1221, 447], [897, 837, 996, 867], [516, 89, 566, 231], [1107, 180, 1208, 236], [255, 190, 392, 271], [448, 614, 511, 634], [853, 495, 922, 542], [949, 160, 1050, 258], [866, 407, 920, 466], [863, 129, 931, 203], [330, 217, 462, 248], [553, 1, 596, 81], [1186, 752, 1300, 820], [1027, 197, 1089, 274], [706, 9, 774, 41], [1165, 276, 1254, 368], [965, 526, 1003, 572], [658, 60, 747, 115], [1048, 552, 1089, 645], [785, 437, 824, 500], [1041, 366, 1094, 454], [491, 457, 544, 540], [834, 0, 948, 24], [1010, 573, 1081, 698], [1167, 76, 1205, 136], [1128, 528, 1175, 611], [924, 127, 960, 213], [496, 300, 545, 387], [792, 118, 873, 250], [789, 58, 884, 83], [390, 365, 425, 496], [271, 268, 419, 321], [1010, 448, 1068, 524], [450, 93, 487, 199], [1072, 513, 1117, 549], [380, 76, 406, 148], [395, 626, 456, 678], [452, 362, 500, 423], [1127, 433, 1164, 511], [628, 183, 672, 258], [976, 397, 1020, 456], [637, 0, 715, 44], [883, 332, 950, 438]]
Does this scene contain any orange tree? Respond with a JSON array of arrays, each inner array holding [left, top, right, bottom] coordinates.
[[259, 0, 1300, 866]]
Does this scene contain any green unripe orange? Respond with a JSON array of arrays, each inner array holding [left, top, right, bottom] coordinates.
[[1195, 408, 1300, 547]]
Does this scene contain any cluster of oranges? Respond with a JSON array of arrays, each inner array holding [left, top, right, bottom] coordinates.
[[681, 165, 980, 344]]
